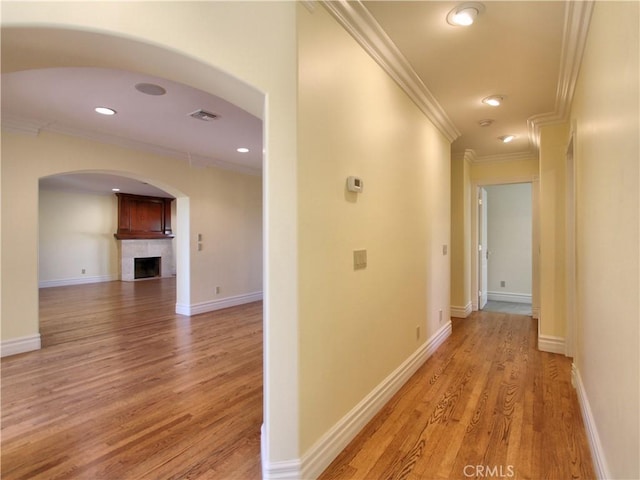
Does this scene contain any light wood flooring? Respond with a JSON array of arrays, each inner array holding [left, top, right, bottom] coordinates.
[[319, 310, 595, 480], [2, 280, 594, 479], [2, 278, 263, 479]]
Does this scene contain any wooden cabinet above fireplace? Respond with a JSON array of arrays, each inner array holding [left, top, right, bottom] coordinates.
[[114, 193, 174, 240]]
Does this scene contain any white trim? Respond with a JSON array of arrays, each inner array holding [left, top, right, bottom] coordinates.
[[320, 0, 460, 143], [298, 321, 452, 480], [487, 292, 532, 304], [261, 423, 302, 480], [1, 334, 42, 357], [531, 306, 540, 320], [527, 1, 594, 151], [572, 364, 611, 479], [39, 274, 118, 288], [451, 302, 472, 318], [175, 291, 263, 316], [538, 334, 565, 354]]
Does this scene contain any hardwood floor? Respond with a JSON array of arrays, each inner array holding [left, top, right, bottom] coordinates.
[[319, 310, 595, 480], [2, 279, 263, 479], [2, 282, 594, 479]]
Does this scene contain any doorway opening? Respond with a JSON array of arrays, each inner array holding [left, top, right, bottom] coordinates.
[[476, 182, 534, 316]]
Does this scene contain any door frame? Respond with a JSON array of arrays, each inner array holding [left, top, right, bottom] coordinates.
[[471, 175, 539, 315]]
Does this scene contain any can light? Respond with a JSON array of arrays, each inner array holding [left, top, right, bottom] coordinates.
[[482, 95, 504, 107], [237, 147, 250, 153], [95, 106, 117, 116], [499, 135, 516, 143], [447, 2, 485, 27]]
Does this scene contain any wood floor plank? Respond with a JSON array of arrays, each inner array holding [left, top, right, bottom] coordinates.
[[3, 282, 595, 480], [2, 279, 263, 480], [319, 311, 595, 480]]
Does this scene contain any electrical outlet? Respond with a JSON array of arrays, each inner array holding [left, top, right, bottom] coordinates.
[[81, 269, 86, 274], [500, 280, 506, 287], [215, 286, 220, 294], [439, 309, 443, 323], [416, 325, 420, 339]]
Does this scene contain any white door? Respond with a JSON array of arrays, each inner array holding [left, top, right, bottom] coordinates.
[[479, 188, 488, 309]]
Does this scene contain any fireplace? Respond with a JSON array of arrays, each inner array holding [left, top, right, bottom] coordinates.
[[118, 239, 174, 282], [134, 257, 161, 279]]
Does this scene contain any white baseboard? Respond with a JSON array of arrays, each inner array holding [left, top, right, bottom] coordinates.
[[1, 334, 41, 357], [487, 291, 532, 304], [538, 334, 565, 354], [260, 423, 302, 480], [532, 306, 540, 319], [450, 302, 472, 318], [572, 364, 610, 479], [268, 320, 450, 480], [175, 291, 263, 316], [39, 274, 118, 288]]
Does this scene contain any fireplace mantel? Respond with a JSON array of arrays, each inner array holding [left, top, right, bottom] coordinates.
[[114, 193, 174, 240]]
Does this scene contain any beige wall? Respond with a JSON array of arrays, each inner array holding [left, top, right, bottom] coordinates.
[[539, 122, 570, 339], [298, 4, 451, 453], [3, 130, 263, 329], [471, 156, 538, 184], [1, 1, 299, 465], [570, 2, 639, 478], [39, 189, 121, 285], [450, 153, 471, 314]]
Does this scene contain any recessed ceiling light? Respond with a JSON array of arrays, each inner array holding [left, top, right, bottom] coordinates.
[[95, 107, 116, 115], [237, 147, 250, 153], [478, 119, 494, 127], [112, 188, 120, 192], [499, 135, 516, 143], [482, 95, 505, 107], [135, 83, 167, 96], [447, 2, 485, 26]]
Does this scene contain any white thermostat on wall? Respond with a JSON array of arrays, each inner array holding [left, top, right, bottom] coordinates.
[[347, 176, 364, 193]]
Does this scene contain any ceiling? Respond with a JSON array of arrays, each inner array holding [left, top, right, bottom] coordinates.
[[2, 1, 582, 195], [362, 1, 566, 158]]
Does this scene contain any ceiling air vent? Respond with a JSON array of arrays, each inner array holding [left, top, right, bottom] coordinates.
[[189, 109, 219, 122]]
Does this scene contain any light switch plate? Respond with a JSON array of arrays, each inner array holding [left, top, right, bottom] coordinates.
[[353, 249, 367, 270]]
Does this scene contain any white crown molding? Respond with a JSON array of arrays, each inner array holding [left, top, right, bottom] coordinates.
[[1, 114, 51, 136], [320, 0, 460, 143], [527, 0, 595, 150]]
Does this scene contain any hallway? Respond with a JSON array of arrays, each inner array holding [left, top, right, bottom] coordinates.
[[320, 311, 594, 479]]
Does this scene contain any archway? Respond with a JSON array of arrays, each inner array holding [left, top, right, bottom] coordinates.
[[2, 20, 278, 475], [37, 170, 190, 340]]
